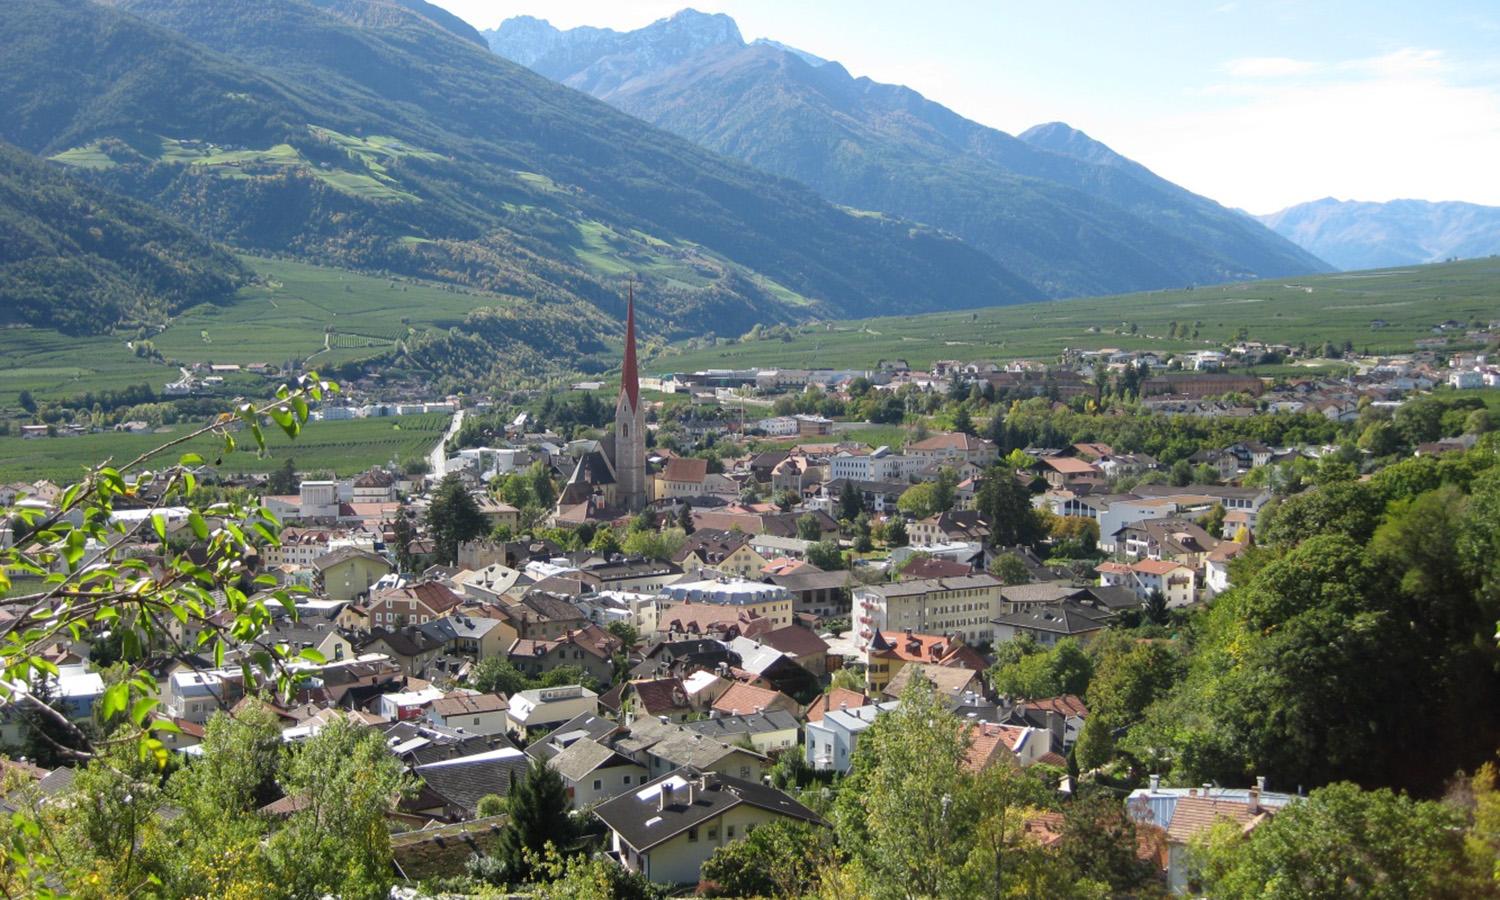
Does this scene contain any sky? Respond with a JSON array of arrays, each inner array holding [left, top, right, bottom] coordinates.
[[430, 1, 1500, 214]]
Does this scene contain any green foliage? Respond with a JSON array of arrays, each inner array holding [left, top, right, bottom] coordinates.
[[427, 473, 488, 564], [975, 464, 1045, 550], [806, 540, 845, 571], [1189, 782, 1487, 898], [492, 757, 580, 883], [1056, 789, 1156, 892], [988, 637, 1093, 700], [1075, 634, 1183, 771], [795, 513, 823, 542], [470, 656, 529, 697], [699, 819, 838, 897], [476, 794, 506, 818], [988, 551, 1032, 585]]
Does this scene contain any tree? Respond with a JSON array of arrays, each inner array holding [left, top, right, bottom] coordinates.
[[885, 515, 908, 547], [589, 526, 621, 556], [476, 794, 506, 818], [989, 637, 1092, 699], [699, 819, 838, 897], [975, 465, 1045, 550], [268, 717, 411, 900], [807, 540, 845, 571], [1143, 588, 1168, 625], [953, 405, 974, 436], [427, 473, 487, 564], [1190, 782, 1486, 899], [839, 479, 864, 521], [17, 389, 35, 414], [988, 552, 1031, 585], [606, 621, 639, 651], [1056, 789, 1154, 891], [470, 656, 529, 697], [493, 756, 580, 882], [796, 513, 823, 542], [677, 499, 695, 534], [897, 482, 941, 519], [391, 513, 417, 572], [266, 457, 297, 495]]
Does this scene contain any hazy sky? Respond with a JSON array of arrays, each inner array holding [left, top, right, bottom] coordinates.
[[431, 1, 1500, 213]]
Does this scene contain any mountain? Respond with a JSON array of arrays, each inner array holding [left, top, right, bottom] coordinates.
[[0, 0, 1031, 372], [1258, 198, 1500, 271], [486, 10, 1331, 298], [0, 139, 244, 334]]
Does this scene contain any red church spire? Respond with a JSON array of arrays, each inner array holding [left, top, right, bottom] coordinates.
[[621, 282, 640, 410]]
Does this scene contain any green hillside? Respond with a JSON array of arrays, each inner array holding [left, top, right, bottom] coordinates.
[[0, 139, 245, 333], [0, 0, 1032, 361], [656, 258, 1500, 374]]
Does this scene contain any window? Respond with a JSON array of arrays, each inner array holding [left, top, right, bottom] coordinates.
[[740, 766, 751, 779], [687, 827, 699, 843], [726, 824, 736, 838], [473, 717, 481, 725], [707, 825, 718, 840], [623, 775, 632, 785], [593, 779, 603, 791]]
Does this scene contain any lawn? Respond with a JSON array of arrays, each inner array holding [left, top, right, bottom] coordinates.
[[652, 258, 1500, 376], [0, 413, 450, 484]]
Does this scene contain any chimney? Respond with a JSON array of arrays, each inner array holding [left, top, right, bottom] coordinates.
[[1256, 775, 1267, 793], [1188, 787, 1197, 798], [1149, 774, 1161, 792], [686, 779, 696, 805], [1247, 788, 1260, 814], [659, 783, 673, 812]]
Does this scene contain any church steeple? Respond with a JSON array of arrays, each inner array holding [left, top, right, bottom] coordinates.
[[621, 282, 640, 412], [612, 282, 647, 512]]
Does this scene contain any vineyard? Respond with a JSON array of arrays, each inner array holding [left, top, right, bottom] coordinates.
[[0, 413, 450, 483]]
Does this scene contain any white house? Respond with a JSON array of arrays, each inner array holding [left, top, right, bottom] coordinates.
[[805, 701, 899, 773], [506, 684, 600, 733]]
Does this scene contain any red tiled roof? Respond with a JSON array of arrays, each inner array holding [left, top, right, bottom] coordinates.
[[629, 677, 691, 714], [963, 722, 1029, 772], [1025, 694, 1089, 718], [662, 457, 709, 484], [803, 688, 870, 723], [711, 682, 789, 715]]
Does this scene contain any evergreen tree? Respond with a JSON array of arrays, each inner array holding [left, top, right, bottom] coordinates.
[[266, 457, 297, 495], [839, 479, 864, 521], [1144, 588, 1169, 625], [494, 757, 579, 882], [391, 514, 416, 573], [953, 405, 974, 435], [426, 473, 487, 564], [975, 465, 1044, 550], [677, 499, 695, 534]]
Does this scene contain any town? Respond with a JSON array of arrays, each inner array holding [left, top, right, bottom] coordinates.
[[2, 289, 1497, 897]]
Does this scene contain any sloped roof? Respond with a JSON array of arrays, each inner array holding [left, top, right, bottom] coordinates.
[[757, 625, 830, 659], [662, 457, 709, 484], [711, 682, 789, 716], [593, 768, 820, 853], [803, 688, 871, 723], [549, 737, 638, 783]]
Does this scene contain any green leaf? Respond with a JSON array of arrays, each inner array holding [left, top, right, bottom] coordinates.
[[100, 682, 128, 722], [151, 513, 167, 542], [297, 648, 326, 664], [179, 452, 205, 467], [187, 512, 209, 541], [129, 697, 158, 727]]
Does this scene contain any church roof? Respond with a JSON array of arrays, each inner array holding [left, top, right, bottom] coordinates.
[[621, 284, 640, 411]]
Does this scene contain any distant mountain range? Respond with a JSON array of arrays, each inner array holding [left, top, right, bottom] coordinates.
[[1258, 198, 1500, 271], [487, 10, 1332, 299], [0, 0, 1032, 370]]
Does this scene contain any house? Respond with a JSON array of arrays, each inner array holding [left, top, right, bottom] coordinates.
[[507, 625, 621, 686], [964, 721, 1051, 770], [475, 496, 521, 532], [755, 625, 831, 677], [506, 685, 600, 734], [312, 547, 392, 602], [1128, 778, 1295, 894], [427, 692, 509, 736], [1097, 560, 1198, 607], [684, 709, 800, 755], [547, 737, 648, 809], [767, 568, 852, 620], [908, 510, 990, 547], [365, 581, 464, 629], [992, 601, 1111, 648], [906, 432, 998, 466], [805, 701, 900, 773], [658, 579, 794, 629], [882, 663, 986, 708], [351, 468, 398, 503], [611, 716, 771, 783], [803, 688, 873, 723], [593, 767, 824, 885], [710, 682, 800, 718], [621, 678, 696, 723], [861, 630, 988, 695], [853, 574, 1004, 648], [1204, 541, 1246, 597], [654, 457, 737, 501], [1040, 456, 1103, 489], [451, 564, 529, 603], [1113, 518, 1219, 567], [414, 746, 531, 819], [358, 624, 452, 676], [1008, 695, 1089, 751]]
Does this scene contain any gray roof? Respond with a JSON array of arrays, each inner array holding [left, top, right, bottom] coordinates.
[[548, 737, 640, 783], [593, 767, 821, 854], [992, 600, 1111, 636], [682, 709, 799, 740], [612, 716, 767, 769], [999, 581, 1085, 606]]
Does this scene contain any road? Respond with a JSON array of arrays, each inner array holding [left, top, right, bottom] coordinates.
[[427, 409, 464, 477]]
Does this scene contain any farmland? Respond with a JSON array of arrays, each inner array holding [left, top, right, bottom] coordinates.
[[0, 413, 449, 483], [0, 256, 521, 407], [652, 258, 1500, 375]]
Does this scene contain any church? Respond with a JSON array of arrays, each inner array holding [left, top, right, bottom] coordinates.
[[555, 285, 648, 519]]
